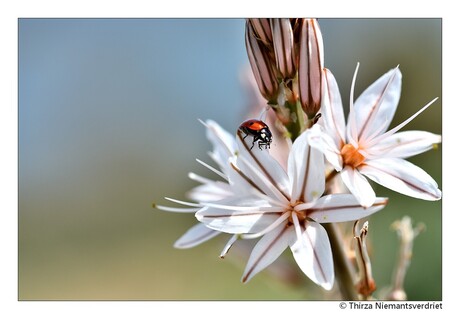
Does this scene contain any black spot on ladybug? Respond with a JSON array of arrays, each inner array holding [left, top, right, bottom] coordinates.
[[238, 119, 273, 150]]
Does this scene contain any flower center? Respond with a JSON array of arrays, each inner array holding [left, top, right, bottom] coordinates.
[[287, 201, 308, 224], [340, 143, 366, 168]]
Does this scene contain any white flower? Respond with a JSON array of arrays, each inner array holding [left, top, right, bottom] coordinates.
[[310, 64, 442, 207], [192, 122, 388, 289]]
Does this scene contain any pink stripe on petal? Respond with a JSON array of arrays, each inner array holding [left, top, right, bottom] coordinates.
[[359, 158, 441, 201], [288, 129, 325, 204], [353, 67, 402, 144], [236, 131, 291, 202], [290, 221, 334, 290], [308, 194, 388, 223], [242, 223, 293, 283], [367, 130, 441, 159]]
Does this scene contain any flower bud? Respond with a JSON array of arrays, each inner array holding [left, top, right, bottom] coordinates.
[[245, 20, 279, 103], [270, 18, 296, 80], [248, 18, 272, 46], [298, 18, 324, 118]]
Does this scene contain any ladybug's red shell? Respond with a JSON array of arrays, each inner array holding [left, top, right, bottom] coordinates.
[[238, 119, 273, 150], [240, 120, 268, 132]]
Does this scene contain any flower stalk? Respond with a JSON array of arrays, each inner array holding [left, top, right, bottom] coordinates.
[[323, 223, 359, 300]]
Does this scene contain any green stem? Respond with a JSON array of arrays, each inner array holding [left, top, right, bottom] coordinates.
[[323, 223, 359, 300], [284, 99, 305, 141]]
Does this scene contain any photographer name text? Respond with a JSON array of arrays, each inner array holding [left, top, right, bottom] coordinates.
[[346, 301, 442, 310]]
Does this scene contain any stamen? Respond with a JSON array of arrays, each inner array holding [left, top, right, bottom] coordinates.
[[196, 158, 228, 180], [348, 62, 360, 146], [366, 97, 439, 149], [293, 201, 315, 211], [207, 151, 227, 171], [188, 172, 213, 184], [220, 234, 239, 258], [164, 197, 203, 207], [291, 212, 303, 242], [153, 203, 198, 213]]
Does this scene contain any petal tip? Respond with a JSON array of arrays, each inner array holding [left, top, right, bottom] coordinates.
[[241, 273, 250, 284], [434, 189, 442, 200], [321, 281, 334, 291]]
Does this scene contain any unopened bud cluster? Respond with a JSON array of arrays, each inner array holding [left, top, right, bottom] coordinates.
[[246, 18, 324, 127]]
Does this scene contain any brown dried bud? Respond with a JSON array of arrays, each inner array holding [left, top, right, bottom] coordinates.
[[298, 18, 324, 118], [245, 21, 279, 103], [270, 18, 296, 80], [354, 221, 377, 299]]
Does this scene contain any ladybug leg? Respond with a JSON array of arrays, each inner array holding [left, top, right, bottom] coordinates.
[[250, 135, 261, 150], [313, 113, 322, 124], [257, 138, 267, 150], [258, 141, 269, 150], [241, 132, 256, 149]]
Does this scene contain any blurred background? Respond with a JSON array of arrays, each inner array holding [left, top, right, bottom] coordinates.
[[18, 18, 441, 300]]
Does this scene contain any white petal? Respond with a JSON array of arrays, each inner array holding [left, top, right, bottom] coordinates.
[[340, 166, 376, 208], [204, 119, 238, 161], [241, 222, 293, 283], [290, 221, 334, 290], [225, 158, 262, 196], [174, 223, 221, 249], [186, 181, 232, 202], [234, 156, 290, 205], [359, 158, 442, 201], [350, 67, 402, 144], [367, 130, 441, 159], [308, 124, 343, 171], [236, 130, 291, 201], [322, 68, 346, 147], [308, 194, 388, 223], [288, 128, 325, 203], [196, 205, 283, 234]]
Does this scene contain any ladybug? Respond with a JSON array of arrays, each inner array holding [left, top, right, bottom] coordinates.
[[238, 119, 273, 150]]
